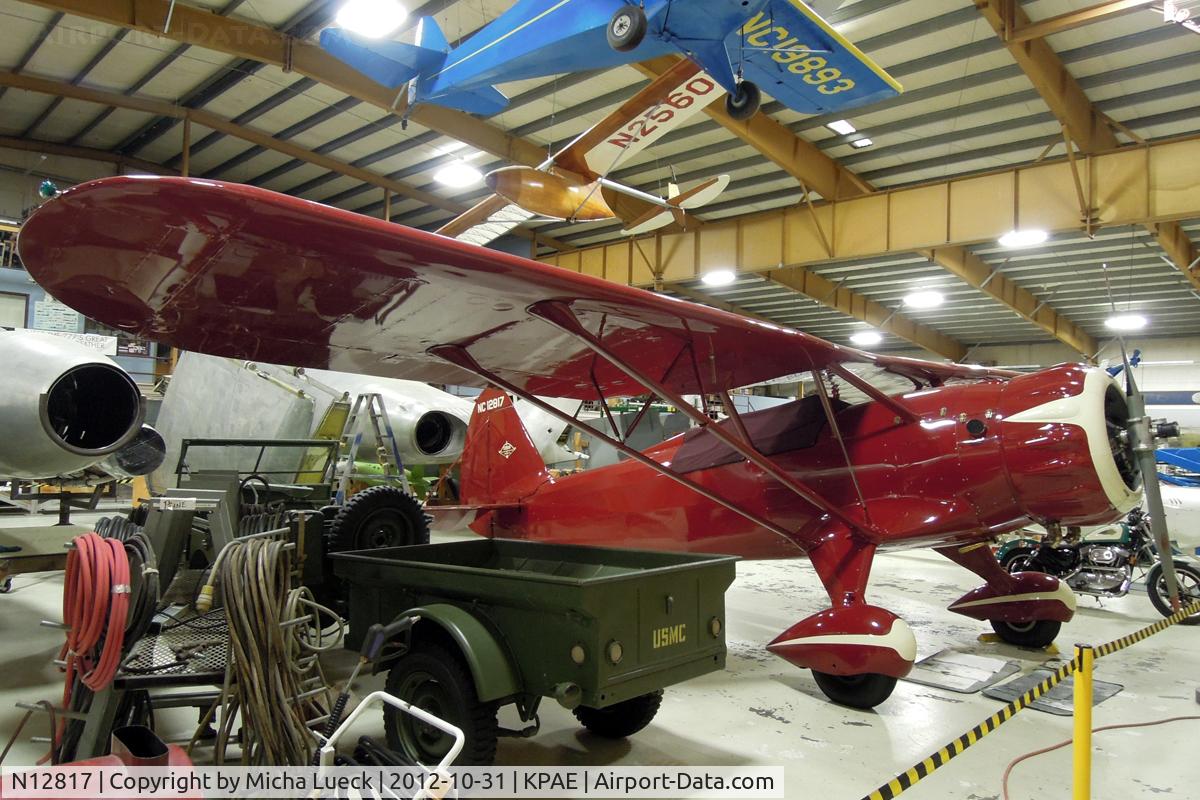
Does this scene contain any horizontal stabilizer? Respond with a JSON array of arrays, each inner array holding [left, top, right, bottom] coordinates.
[[619, 174, 729, 235], [723, 0, 902, 114], [673, 174, 729, 210], [319, 28, 444, 88], [433, 84, 510, 116]]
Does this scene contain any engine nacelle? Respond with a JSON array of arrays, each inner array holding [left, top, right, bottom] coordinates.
[[0, 329, 145, 479], [375, 398, 468, 464]]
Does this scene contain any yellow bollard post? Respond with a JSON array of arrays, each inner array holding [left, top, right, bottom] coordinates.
[[1072, 644, 1094, 800]]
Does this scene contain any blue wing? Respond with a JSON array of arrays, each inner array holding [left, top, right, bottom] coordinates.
[[722, 0, 901, 114]]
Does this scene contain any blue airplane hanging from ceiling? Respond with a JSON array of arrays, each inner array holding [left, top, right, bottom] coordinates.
[[320, 0, 902, 121]]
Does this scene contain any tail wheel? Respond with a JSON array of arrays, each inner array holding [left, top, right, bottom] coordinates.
[[384, 641, 499, 766], [1146, 561, 1200, 625], [811, 671, 896, 709], [724, 81, 761, 120], [329, 485, 430, 553], [607, 5, 647, 52], [990, 618, 1061, 648], [573, 690, 663, 738]]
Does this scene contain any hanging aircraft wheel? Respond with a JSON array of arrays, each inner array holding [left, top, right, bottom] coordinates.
[[811, 671, 896, 709], [1146, 561, 1200, 625], [330, 485, 430, 553], [725, 81, 761, 121], [989, 618, 1061, 648], [573, 690, 663, 738], [607, 5, 647, 52]]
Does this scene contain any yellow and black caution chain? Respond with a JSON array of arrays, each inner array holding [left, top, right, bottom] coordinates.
[[860, 599, 1200, 800]]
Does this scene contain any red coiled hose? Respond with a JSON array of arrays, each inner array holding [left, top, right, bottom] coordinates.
[[60, 532, 129, 694]]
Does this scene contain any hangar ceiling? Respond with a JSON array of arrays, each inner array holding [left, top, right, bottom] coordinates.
[[0, 0, 1198, 361]]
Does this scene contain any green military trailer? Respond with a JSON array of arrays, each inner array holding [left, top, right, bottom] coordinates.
[[332, 538, 737, 766]]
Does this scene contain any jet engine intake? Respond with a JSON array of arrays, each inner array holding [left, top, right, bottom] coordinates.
[[0, 330, 144, 479]]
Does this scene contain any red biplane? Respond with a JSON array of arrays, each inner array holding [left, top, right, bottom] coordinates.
[[19, 177, 1142, 708]]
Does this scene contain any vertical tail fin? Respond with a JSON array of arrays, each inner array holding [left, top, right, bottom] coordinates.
[[414, 16, 450, 52], [460, 388, 549, 505]]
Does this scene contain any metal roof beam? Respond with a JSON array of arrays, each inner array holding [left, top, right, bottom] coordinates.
[[1005, 0, 1155, 44], [921, 246, 1098, 356], [18, 0, 547, 168], [0, 135, 167, 175], [977, 0, 1200, 291], [763, 270, 967, 361]]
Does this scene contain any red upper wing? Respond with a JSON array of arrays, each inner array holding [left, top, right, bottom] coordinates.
[[19, 177, 1008, 399]]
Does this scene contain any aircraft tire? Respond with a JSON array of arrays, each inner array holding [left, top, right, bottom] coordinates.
[[607, 5, 647, 52], [811, 670, 896, 709], [1146, 561, 1200, 625], [330, 485, 430, 552], [989, 618, 1061, 648], [725, 81, 761, 120], [573, 690, 663, 738]]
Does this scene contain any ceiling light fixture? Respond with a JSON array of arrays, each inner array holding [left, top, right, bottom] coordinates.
[[335, 0, 408, 38], [850, 330, 883, 346], [826, 119, 856, 135], [903, 290, 944, 309], [701, 269, 736, 287], [434, 160, 482, 188], [1105, 313, 1148, 331], [850, 137, 873, 149], [998, 228, 1048, 248]]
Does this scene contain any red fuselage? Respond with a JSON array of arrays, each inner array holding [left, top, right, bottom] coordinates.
[[468, 364, 1140, 559]]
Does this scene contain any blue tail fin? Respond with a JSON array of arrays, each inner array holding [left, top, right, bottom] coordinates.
[[319, 28, 445, 88], [413, 16, 450, 52]]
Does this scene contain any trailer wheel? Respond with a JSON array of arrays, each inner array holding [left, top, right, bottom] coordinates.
[[384, 641, 499, 766], [573, 690, 663, 738], [330, 485, 430, 552]]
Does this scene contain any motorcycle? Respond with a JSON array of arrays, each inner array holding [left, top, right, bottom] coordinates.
[[995, 507, 1200, 624]]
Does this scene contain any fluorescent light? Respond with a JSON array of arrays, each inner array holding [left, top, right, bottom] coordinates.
[[434, 161, 482, 188], [998, 228, 1048, 248], [827, 119, 856, 135], [904, 290, 944, 309], [850, 330, 882, 346], [850, 137, 873, 149], [1105, 313, 1147, 331], [335, 0, 408, 38], [0, 216, 19, 226], [701, 269, 736, 287]]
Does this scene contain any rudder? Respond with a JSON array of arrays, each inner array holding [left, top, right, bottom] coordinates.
[[460, 388, 549, 505]]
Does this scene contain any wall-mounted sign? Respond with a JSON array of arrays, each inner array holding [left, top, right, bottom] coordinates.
[[117, 338, 151, 357], [33, 297, 80, 332]]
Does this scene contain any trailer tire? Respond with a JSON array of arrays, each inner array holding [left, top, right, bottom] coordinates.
[[573, 690, 663, 738], [330, 486, 430, 552], [385, 641, 499, 766]]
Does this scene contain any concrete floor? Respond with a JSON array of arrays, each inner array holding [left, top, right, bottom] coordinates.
[[1, 517, 1198, 798]]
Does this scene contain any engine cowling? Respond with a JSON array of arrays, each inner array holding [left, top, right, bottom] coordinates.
[[0, 329, 145, 479], [374, 399, 468, 464], [999, 365, 1141, 526]]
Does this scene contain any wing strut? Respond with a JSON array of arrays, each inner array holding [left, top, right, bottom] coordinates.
[[428, 342, 803, 551], [525, 300, 876, 536]]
